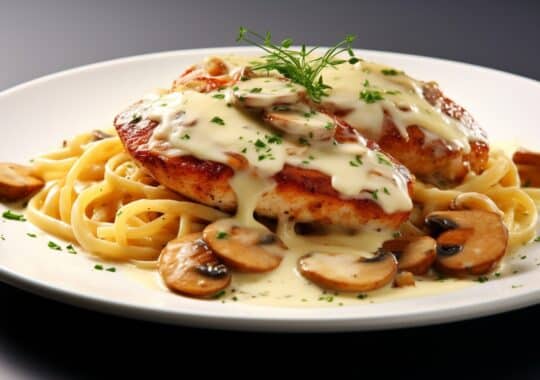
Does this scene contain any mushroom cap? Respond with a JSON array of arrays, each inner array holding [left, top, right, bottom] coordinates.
[[232, 77, 306, 108], [298, 251, 398, 292], [0, 162, 44, 202], [263, 109, 336, 140], [203, 219, 286, 273], [383, 236, 436, 275], [159, 232, 231, 297], [426, 210, 508, 276]]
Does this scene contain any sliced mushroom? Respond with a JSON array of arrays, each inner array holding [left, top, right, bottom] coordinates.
[[512, 149, 540, 187], [425, 210, 508, 276], [0, 163, 44, 202], [297, 251, 397, 292], [159, 232, 231, 297], [232, 77, 305, 108], [394, 271, 415, 287], [382, 236, 436, 275], [263, 108, 336, 141], [202, 219, 286, 272]]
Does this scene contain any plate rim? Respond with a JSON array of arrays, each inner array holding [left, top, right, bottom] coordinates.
[[1, 46, 539, 332]]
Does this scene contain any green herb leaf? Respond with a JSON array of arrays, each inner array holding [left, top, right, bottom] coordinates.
[[94, 264, 104, 270], [48, 241, 62, 251], [211, 116, 225, 125], [216, 231, 228, 239], [250, 87, 263, 93], [236, 27, 357, 103], [381, 69, 401, 76], [360, 89, 384, 104], [2, 210, 26, 222], [212, 93, 225, 99], [26, 233, 37, 238], [106, 267, 116, 272], [66, 244, 77, 254]]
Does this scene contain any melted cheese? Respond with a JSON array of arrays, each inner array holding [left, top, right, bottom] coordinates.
[[127, 54, 489, 306], [140, 88, 412, 213]]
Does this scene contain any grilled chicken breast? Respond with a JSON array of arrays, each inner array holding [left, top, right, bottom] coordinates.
[[115, 108, 413, 230]]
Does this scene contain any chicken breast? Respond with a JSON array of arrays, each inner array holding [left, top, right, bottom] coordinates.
[[114, 105, 413, 230]]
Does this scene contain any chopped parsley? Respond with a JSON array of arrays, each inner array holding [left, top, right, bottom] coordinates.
[[216, 231, 228, 239], [360, 89, 384, 104], [383, 187, 390, 195], [26, 233, 37, 238], [534, 236, 540, 242], [213, 290, 226, 299], [212, 93, 225, 99], [371, 189, 379, 200], [130, 114, 142, 124], [476, 276, 489, 283], [2, 210, 26, 222], [48, 241, 62, 251], [266, 134, 283, 144], [66, 244, 77, 254], [0, 235, 5, 241], [250, 87, 263, 93], [106, 267, 116, 272], [181, 134, 190, 140], [324, 122, 333, 130], [376, 153, 392, 166], [381, 69, 400, 76], [357, 293, 368, 299], [241, 147, 247, 153], [211, 116, 225, 125], [254, 139, 266, 148], [94, 264, 103, 270]]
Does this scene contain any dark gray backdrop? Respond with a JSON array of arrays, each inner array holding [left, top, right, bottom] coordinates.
[[1, 0, 539, 379]]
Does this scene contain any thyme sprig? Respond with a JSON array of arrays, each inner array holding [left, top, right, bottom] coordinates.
[[236, 27, 359, 103]]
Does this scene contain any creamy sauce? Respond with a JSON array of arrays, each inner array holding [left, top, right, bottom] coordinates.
[[121, 54, 490, 306]]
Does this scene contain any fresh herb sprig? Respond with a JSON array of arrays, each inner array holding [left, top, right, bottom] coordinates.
[[236, 27, 359, 103]]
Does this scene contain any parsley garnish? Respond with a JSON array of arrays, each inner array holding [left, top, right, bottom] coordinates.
[[216, 231, 228, 239], [371, 189, 379, 200], [66, 244, 77, 254], [250, 87, 263, 93], [383, 187, 390, 195], [376, 153, 392, 166], [2, 210, 26, 222], [211, 116, 225, 125], [212, 93, 225, 99], [477, 276, 489, 283], [360, 89, 384, 104], [181, 134, 190, 140], [106, 267, 116, 272], [381, 69, 400, 76], [48, 241, 62, 251], [236, 27, 358, 103], [94, 264, 103, 270], [130, 114, 142, 124], [357, 293, 368, 299], [254, 139, 266, 148], [26, 233, 37, 238]]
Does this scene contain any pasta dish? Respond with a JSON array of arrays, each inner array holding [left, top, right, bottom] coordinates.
[[2, 29, 539, 305]]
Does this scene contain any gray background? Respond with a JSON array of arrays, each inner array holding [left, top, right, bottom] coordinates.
[[1, 0, 539, 379]]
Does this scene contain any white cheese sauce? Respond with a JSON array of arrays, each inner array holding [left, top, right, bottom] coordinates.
[[122, 54, 490, 306]]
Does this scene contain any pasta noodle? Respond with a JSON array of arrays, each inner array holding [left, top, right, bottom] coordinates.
[[27, 131, 227, 264], [410, 150, 540, 251], [26, 131, 540, 268]]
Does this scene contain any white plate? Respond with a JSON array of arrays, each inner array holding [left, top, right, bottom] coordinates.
[[1, 47, 539, 332]]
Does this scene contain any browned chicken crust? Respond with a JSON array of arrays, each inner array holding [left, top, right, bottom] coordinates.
[[115, 109, 413, 230]]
